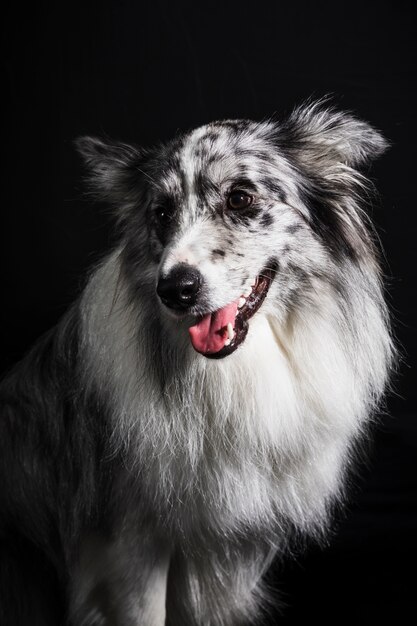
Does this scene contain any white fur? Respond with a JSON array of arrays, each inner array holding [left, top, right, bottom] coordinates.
[[74, 240, 392, 625], [80, 252, 390, 537]]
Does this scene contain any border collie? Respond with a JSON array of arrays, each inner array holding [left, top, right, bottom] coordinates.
[[0, 101, 393, 625]]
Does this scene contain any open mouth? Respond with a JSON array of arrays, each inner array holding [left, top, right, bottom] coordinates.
[[188, 261, 277, 359]]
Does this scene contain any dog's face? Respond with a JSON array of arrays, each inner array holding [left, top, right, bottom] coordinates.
[[77, 102, 387, 358], [147, 120, 309, 358]]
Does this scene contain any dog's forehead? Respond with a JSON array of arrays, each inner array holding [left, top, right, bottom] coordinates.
[[156, 119, 277, 196]]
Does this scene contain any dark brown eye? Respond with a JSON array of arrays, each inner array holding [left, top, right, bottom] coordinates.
[[153, 200, 176, 244], [227, 191, 253, 210], [155, 200, 175, 226], [156, 208, 171, 224]]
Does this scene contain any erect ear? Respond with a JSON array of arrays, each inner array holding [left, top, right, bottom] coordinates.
[[279, 99, 388, 174], [75, 136, 148, 207]]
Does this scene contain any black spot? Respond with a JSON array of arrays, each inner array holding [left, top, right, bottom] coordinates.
[[211, 249, 226, 260], [208, 154, 217, 164], [286, 223, 302, 234], [260, 178, 287, 202], [287, 263, 310, 284], [228, 206, 262, 226], [260, 212, 274, 228], [194, 172, 221, 205], [237, 165, 248, 177], [194, 171, 209, 196]]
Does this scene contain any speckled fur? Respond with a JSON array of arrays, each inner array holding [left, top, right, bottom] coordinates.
[[0, 101, 394, 626]]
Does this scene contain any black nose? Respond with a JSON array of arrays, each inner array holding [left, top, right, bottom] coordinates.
[[157, 264, 202, 311]]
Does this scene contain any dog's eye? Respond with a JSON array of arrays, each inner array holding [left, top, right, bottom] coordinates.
[[156, 208, 171, 224], [227, 191, 253, 210], [155, 202, 174, 226]]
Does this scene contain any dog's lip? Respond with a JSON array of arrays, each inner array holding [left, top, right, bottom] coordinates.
[[196, 261, 278, 359]]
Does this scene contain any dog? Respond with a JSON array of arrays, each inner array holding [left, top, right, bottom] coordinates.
[[0, 100, 393, 625]]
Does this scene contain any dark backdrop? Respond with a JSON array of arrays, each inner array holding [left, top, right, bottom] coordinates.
[[2, 1, 416, 623]]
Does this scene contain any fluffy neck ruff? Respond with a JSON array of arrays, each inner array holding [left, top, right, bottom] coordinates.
[[79, 251, 392, 539]]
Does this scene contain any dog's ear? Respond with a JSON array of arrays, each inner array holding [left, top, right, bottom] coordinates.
[[75, 136, 148, 209], [280, 99, 388, 174], [277, 100, 389, 260]]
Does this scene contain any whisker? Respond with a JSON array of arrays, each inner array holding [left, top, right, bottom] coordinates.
[[135, 166, 158, 185]]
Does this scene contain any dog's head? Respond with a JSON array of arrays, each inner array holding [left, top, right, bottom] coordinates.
[[77, 101, 387, 359]]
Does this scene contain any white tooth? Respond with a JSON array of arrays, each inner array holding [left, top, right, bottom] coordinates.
[[244, 289, 252, 298], [238, 297, 246, 309], [227, 322, 234, 341], [224, 338, 231, 346]]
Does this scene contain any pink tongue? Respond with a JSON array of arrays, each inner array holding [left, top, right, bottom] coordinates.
[[189, 300, 238, 355]]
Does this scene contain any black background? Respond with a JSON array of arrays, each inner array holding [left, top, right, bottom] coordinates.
[[2, 1, 416, 623]]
